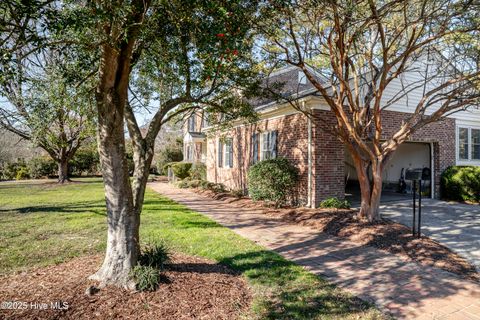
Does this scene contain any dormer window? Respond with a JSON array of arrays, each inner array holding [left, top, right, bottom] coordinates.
[[298, 71, 307, 85]]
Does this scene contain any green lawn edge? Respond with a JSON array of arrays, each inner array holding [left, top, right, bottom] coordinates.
[[0, 179, 384, 319]]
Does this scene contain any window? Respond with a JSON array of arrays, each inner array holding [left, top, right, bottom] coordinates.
[[217, 139, 233, 168], [202, 113, 209, 128], [224, 139, 233, 168], [457, 126, 480, 162], [188, 115, 195, 132], [298, 71, 307, 85], [472, 129, 480, 160], [261, 131, 278, 160]]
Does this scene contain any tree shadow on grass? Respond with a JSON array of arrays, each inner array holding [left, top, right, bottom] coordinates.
[[0, 200, 106, 216], [218, 250, 377, 320]]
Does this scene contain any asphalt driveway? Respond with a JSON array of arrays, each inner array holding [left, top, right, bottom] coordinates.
[[380, 199, 480, 270]]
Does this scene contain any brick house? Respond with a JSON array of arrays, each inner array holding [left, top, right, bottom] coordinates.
[[183, 66, 480, 207]]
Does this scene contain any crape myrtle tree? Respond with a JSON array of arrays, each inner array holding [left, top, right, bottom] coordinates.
[[51, 0, 262, 288], [261, 0, 480, 221], [0, 46, 96, 182]]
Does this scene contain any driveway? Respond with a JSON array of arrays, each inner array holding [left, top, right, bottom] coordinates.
[[381, 199, 480, 270]]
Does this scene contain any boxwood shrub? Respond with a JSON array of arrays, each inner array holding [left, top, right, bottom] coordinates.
[[441, 166, 480, 202], [247, 157, 299, 207], [190, 162, 207, 180], [171, 162, 193, 180]]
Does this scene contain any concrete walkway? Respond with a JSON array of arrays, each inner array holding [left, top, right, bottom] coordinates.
[[381, 199, 480, 270], [149, 182, 480, 320]]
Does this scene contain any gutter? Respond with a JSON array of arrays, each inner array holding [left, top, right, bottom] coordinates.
[[306, 102, 313, 208]]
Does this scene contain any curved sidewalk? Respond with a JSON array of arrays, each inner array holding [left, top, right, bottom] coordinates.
[[149, 182, 480, 320]]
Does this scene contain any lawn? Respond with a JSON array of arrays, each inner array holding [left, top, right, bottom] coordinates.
[[0, 178, 384, 319]]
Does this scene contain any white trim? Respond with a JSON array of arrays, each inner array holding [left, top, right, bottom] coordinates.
[[430, 142, 435, 199], [307, 109, 313, 207]]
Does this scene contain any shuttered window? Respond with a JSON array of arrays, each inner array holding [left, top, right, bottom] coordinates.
[[188, 115, 195, 132], [261, 131, 278, 160], [224, 139, 233, 168]]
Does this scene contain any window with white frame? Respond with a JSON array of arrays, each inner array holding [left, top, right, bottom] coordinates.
[[457, 126, 480, 162], [260, 131, 278, 160], [217, 138, 233, 168], [224, 138, 233, 168], [472, 129, 480, 160]]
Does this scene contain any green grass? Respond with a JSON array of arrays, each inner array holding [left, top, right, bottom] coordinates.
[[0, 178, 384, 319]]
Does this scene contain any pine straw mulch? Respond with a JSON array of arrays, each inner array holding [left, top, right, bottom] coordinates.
[[195, 188, 480, 283], [0, 253, 251, 320]]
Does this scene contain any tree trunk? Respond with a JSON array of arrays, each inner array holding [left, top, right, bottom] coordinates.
[[57, 159, 70, 183], [90, 47, 139, 289], [131, 143, 155, 212], [90, 101, 139, 289], [354, 158, 383, 222]]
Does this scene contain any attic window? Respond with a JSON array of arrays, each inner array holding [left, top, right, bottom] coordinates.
[[298, 71, 307, 85]]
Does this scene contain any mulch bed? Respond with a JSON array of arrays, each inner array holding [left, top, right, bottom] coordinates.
[[0, 253, 251, 320], [196, 189, 480, 282]]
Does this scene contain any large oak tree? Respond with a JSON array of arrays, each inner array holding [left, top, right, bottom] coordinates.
[[0, 47, 96, 182]]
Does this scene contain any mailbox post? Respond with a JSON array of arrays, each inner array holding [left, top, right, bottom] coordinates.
[[405, 168, 424, 238]]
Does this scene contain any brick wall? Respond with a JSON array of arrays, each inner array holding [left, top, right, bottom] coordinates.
[[311, 110, 346, 206], [206, 113, 310, 204], [205, 108, 456, 206]]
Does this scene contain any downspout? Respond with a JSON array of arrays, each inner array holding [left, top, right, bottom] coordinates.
[[306, 102, 313, 208]]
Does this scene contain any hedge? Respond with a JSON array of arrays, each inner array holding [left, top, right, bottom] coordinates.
[[441, 166, 480, 202], [247, 157, 299, 207], [171, 162, 193, 180], [190, 162, 207, 180]]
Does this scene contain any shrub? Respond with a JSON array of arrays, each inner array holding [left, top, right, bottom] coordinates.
[[195, 180, 227, 193], [162, 162, 176, 175], [28, 157, 57, 179], [247, 158, 299, 207], [190, 162, 206, 180], [130, 265, 160, 292], [231, 189, 245, 198], [15, 167, 30, 180], [175, 179, 190, 188], [156, 138, 184, 175], [2, 162, 23, 180], [175, 178, 206, 189], [69, 149, 100, 176], [441, 166, 480, 202], [319, 197, 351, 209], [171, 162, 193, 180], [139, 242, 171, 271]]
